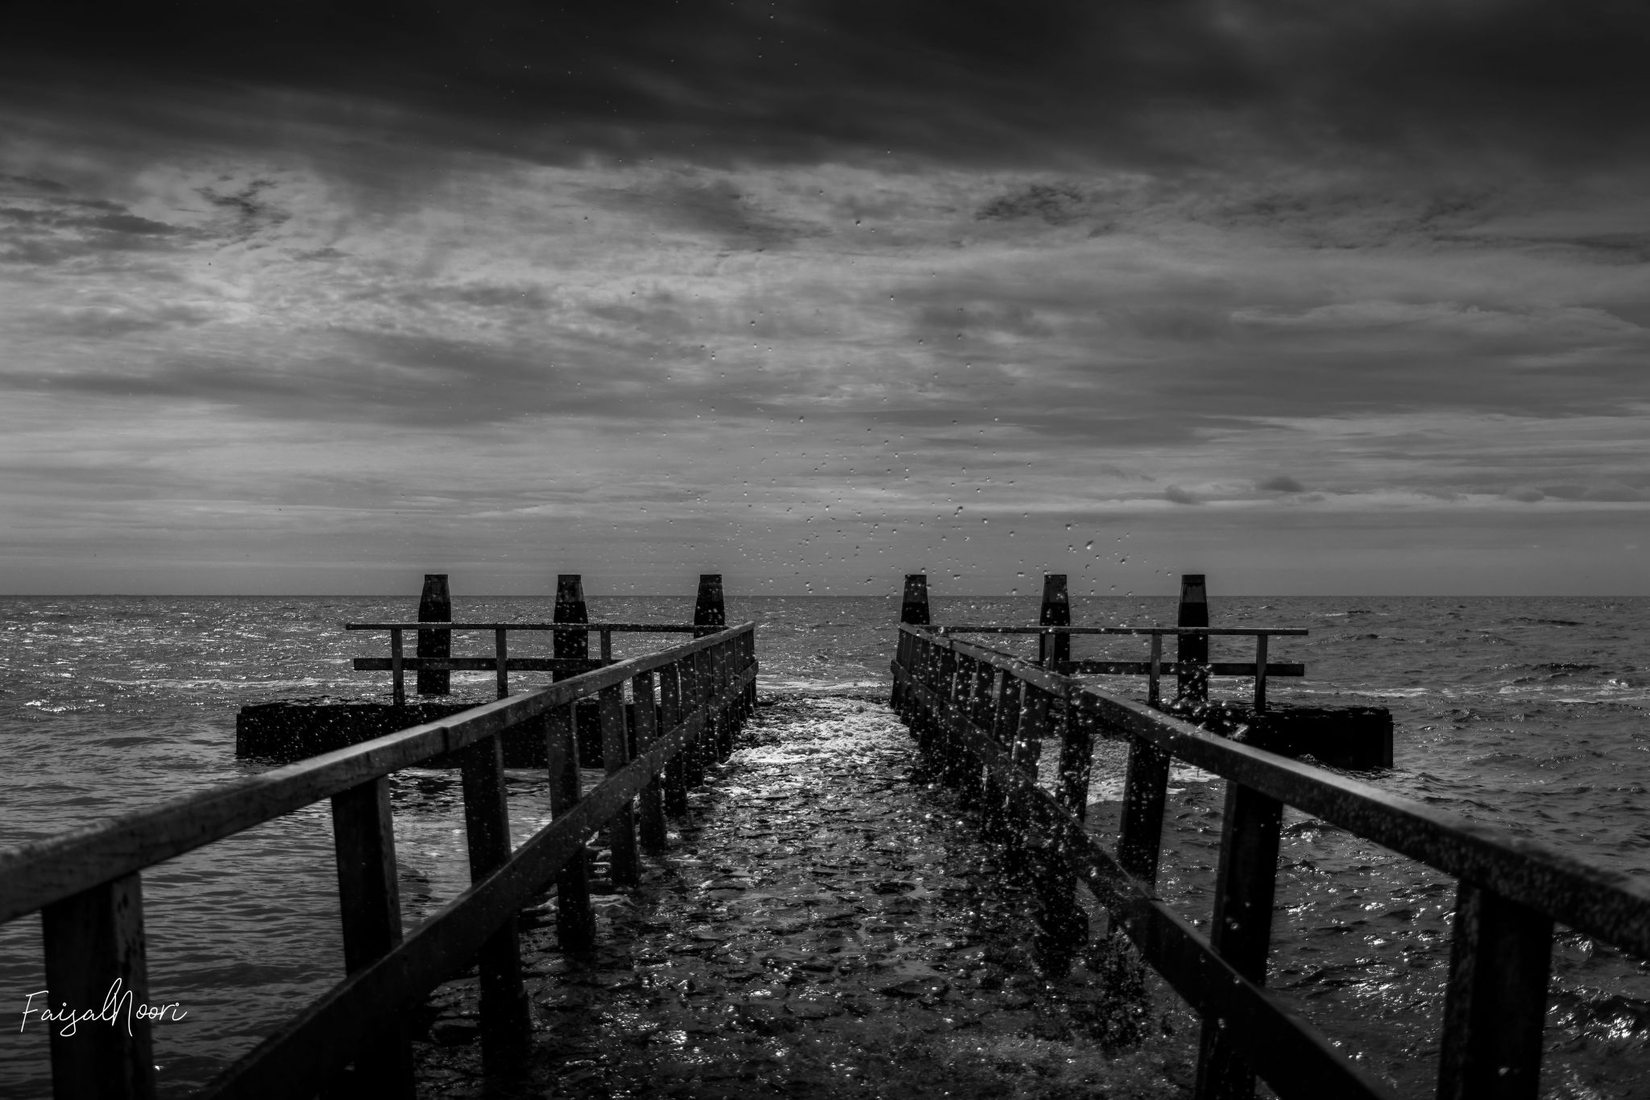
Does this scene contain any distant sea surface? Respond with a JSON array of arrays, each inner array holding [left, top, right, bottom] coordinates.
[[1, 594, 1646, 1096]]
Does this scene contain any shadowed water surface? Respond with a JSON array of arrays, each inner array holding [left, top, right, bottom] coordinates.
[[413, 695, 1197, 1099]]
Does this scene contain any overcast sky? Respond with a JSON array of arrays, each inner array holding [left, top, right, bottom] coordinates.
[[3, 2, 1647, 596]]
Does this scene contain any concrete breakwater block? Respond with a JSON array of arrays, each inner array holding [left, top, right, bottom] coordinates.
[[235, 698, 618, 767], [1157, 699, 1394, 770]]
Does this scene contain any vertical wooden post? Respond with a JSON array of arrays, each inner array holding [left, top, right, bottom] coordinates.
[[633, 671, 668, 852], [1194, 782, 1285, 1100], [900, 572, 931, 625], [710, 644, 733, 760], [417, 573, 451, 696], [390, 627, 405, 707], [331, 777, 414, 1095], [458, 736, 530, 1061], [1034, 687, 1091, 977], [545, 705, 595, 953], [599, 629, 613, 664], [41, 874, 156, 1100], [1147, 631, 1162, 708], [693, 573, 726, 638], [552, 574, 588, 681], [599, 683, 639, 888], [1039, 573, 1071, 670], [981, 672, 1020, 841], [1056, 691, 1094, 822], [1437, 882, 1554, 1100], [659, 663, 689, 816], [1253, 634, 1268, 714], [682, 652, 707, 789], [494, 628, 509, 699], [742, 626, 757, 719], [1176, 574, 1209, 705], [1118, 736, 1172, 886]]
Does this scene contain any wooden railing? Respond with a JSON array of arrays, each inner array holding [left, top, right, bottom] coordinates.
[[0, 624, 758, 1100], [345, 621, 709, 704], [889, 623, 1650, 1100], [933, 624, 1307, 711]]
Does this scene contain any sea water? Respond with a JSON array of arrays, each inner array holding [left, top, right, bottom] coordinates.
[[0, 593, 1645, 1096]]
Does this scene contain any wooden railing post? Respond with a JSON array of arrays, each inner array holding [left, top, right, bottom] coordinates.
[[711, 643, 734, 760], [330, 777, 414, 1096], [1253, 634, 1268, 714], [981, 672, 1021, 842], [1176, 573, 1209, 705], [1033, 687, 1090, 977], [1039, 573, 1071, 670], [494, 628, 509, 699], [900, 573, 931, 625], [457, 734, 530, 1063], [935, 644, 961, 786], [41, 873, 156, 1100], [390, 627, 405, 707], [659, 664, 689, 816], [1118, 735, 1172, 886], [599, 682, 639, 888], [693, 573, 726, 638], [682, 652, 707, 788], [545, 704, 595, 953], [1437, 882, 1554, 1100], [552, 574, 587, 681], [416, 573, 451, 696], [1147, 631, 1162, 708], [1194, 782, 1285, 1100], [632, 671, 668, 853]]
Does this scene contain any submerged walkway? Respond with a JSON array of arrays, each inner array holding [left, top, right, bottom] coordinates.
[[412, 695, 1195, 1099]]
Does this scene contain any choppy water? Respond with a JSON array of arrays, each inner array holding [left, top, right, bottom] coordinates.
[[0, 593, 1646, 1096]]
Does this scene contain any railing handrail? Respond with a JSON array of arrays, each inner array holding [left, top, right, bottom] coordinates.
[[0, 623, 756, 925], [909, 623, 1650, 957], [343, 621, 704, 632], [931, 624, 1309, 636]]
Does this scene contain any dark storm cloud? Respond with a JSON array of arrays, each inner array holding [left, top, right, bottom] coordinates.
[[7, 2, 1647, 172], [583, 177, 824, 250]]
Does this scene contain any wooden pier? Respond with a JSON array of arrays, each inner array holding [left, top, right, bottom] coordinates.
[[0, 574, 756, 1099], [889, 572, 1650, 1100], [1, 570, 1646, 1099]]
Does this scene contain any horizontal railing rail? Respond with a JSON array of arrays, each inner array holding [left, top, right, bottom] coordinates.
[[889, 623, 1650, 1100], [934, 623, 1307, 711], [344, 621, 719, 704], [0, 623, 759, 1100]]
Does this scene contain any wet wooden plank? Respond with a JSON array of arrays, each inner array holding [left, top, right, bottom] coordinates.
[[659, 665, 688, 816], [457, 735, 530, 1063], [546, 705, 594, 953], [1437, 882, 1554, 1100], [633, 672, 667, 853], [599, 683, 639, 888], [41, 873, 156, 1100], [1195, 782, 1284, 1100], [330, 777, 413, 1095]]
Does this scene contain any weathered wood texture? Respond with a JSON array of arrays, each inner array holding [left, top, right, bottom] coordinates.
[[416, 573, 451, 697], [1, 623, 758, 1100], [890, 622, 1650, 1100]]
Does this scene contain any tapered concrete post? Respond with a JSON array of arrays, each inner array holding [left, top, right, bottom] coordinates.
[[1176, 574, 1209, 704], [900, 574, 931, 625], [552, 575, 588, 682], [1039, 573, 1071, 669], [693, 574, 726, 638], [416, 574, 450, 696]]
